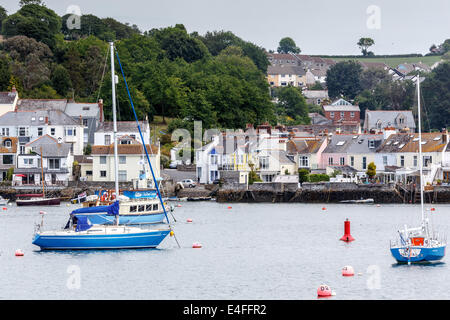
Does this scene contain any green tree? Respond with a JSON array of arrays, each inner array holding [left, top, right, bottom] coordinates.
[[366, 162, 376, 179], [298, 168, 310, 184], [248, 170, 262, 185], [277, 37, 300, 54], [0, 5, 7, 32], [276, 86, 309, 124], [357, 37, 375, 56], [421, 62, 450, 130], [0, 53, 11, 91], [51, 65, 72, 96], [326, 61, 363, 99], [2, 4, 61, 49]]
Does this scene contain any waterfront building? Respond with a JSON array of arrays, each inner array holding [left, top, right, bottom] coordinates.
[[286, 137, 328, 171], [302, 90, 329, 106], [0, 137, 18, 182], [0, 110, 84, 156], [13, 135, 73, 186], [15, 98, 104, 147], [375, 130, 448, 184], [91, 136, 160, 186], [363, 110, 416, 134], [94, 120, 150, 146], [73, 155, 93, 182], [253, 149, 296, 182], [320, 134, 384, 179]]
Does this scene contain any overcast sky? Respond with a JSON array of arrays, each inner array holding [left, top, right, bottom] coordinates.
[[2, 0, 449, 55]]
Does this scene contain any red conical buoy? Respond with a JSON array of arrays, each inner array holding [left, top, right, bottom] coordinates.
[[340, 219, 355, 242]]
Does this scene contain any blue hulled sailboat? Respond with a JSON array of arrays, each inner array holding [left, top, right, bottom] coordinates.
[[390, 75, 446, 263], [32, 42, 175, 250]]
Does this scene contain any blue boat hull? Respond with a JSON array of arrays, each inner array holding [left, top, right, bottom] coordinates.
[[73, 213, 166, 225], [390, 246, 446, 263], [32, 230, 170, 250]]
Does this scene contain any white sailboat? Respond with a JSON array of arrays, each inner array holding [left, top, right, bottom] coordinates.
[[390, 75, 446, 263]]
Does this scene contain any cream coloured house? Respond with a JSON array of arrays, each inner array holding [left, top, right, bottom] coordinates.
[[91, 136, 160, 185]]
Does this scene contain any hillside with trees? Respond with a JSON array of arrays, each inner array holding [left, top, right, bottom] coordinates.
[[0, 1, 276, 132]]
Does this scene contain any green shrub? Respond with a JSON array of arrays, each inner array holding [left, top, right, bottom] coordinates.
[[298, 168, 310, 183], [309, 174, 330, 182]]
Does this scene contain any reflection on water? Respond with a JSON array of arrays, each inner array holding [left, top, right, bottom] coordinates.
[[1, 201, 449, 299]]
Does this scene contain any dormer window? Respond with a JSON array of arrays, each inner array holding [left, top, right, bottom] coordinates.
[[39, 117, 44, 122], [3, 139, 11, 148], [369, 140, 375, 148]]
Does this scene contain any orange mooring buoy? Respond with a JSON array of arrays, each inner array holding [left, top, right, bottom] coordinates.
[[322, 207, 326, 211], [340, 219, 355, 242]]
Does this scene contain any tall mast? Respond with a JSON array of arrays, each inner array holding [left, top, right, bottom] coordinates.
[[40, 146, 45, 196], [110, 42, 120, 217], [417, 75, 425, 226]]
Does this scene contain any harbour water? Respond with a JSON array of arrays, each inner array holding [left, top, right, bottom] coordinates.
[[1, 201, 450, 300]]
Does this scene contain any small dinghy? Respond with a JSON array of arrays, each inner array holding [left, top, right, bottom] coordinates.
[[340, 198, 374, 204]]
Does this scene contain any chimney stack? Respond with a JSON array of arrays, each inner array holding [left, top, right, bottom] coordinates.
[[443, 128, 448, 144], [11, 86, 16, 93], [79, 115, 82, 125], [45, 116, 48, 124]]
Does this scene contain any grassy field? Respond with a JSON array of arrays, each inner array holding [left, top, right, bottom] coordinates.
[[328, 55, 443, 68]]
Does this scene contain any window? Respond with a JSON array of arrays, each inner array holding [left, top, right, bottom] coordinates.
[[330, 112, 335, 118], [400, 156, 405, 167], [299, 156, 309, 167], [152, 204, 159, 211], [369, 140, 375, 149], [24, 158, 33, 165], [413, 156, 418, 167], [130, 205, 137, 213], [259, 156, 269, 169], [210, 154, 218, 165], [18, 127, 28, 136], [83, 119, 88, 127], [50, 128, 55, 135], [383, 156, 388, 166], [1, 128, 9, 136], [119, 156, 126, 164], [65, 127, 76, 136], [328, 157, 334, 165], [362, 157, 367, 169], [340, 157, 345, 165], [48, 158, 60, 170], [104, 135, 111, 145], [85, 170, 92, 176], [3, 139, 11, 148], [37, 127, 43, 136], [100, 170, 107, 177], [350, 112, 355, 118], [350, 156, 354, 167], [3, 155, 13, 165], [138, 205, 145, 212], [118, 170, 127, 182], [20, 145, 25, 154], [340, 112, 345, 118], [423, 156, 432, 167], [146, 204, 152, 211], [100, 156, 106, 164]]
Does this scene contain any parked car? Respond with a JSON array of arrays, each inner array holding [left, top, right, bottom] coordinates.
[[169, 162, 178, 169], [212, 178, 222, 185], [180, 179, 196, 188]]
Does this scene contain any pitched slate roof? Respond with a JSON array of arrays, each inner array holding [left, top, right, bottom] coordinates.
[[0, 91, 17, 104], [267, 65, 306, 76], [323, 134, 383, 154], [0, 110, 79, 126], [323, 99, 360, 112], [286, 138, 325, 154], [16, 99, 67, 111], [65, 102, 100, 118], [26, 134, 71, 157], [377, 132, 448, 153], [74, 155, 93, 164], [364, 110, 416, 130], [96, 121, 148, 132]]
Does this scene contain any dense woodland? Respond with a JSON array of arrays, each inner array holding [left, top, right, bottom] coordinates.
[[0, 1, 448, 132]]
